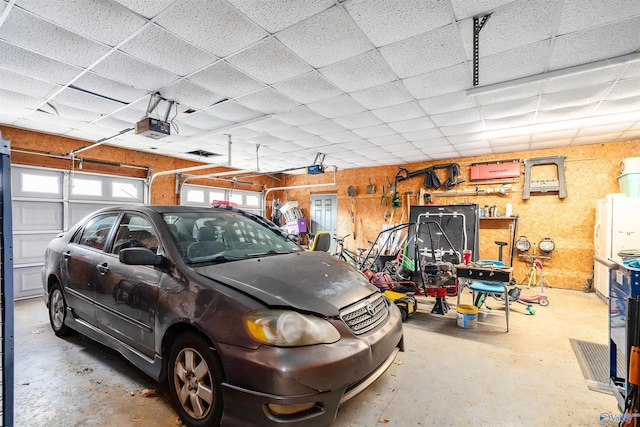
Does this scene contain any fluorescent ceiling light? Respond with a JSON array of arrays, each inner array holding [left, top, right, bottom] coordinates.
[[480, 111, 640, 140], [467, 52, 640, 97]]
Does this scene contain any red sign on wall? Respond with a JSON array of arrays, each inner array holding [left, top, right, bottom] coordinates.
[[470, 161, 521, 181]]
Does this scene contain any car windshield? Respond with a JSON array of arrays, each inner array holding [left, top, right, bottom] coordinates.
[[163, 210, 302, 264]]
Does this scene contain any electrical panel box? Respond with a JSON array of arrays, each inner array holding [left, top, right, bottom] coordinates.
[[135, 117, 170, 139]]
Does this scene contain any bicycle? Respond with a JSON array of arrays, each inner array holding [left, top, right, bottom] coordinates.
[[333, 234, 378, 270]]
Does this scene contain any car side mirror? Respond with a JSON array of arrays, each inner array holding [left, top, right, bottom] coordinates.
[[119, 247, 164, 266]]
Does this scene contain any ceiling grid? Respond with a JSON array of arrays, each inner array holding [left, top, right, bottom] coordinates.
[[0, 0, 638, 171]]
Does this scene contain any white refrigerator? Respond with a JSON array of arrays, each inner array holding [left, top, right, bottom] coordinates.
[[594, 196, 640, 298]]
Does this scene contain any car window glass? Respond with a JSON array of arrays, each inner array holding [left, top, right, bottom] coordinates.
[[76, 214, 118, 251], [112, 213, 160, 255], [163, 210, 300, 263], [229, 218, 272, 246]]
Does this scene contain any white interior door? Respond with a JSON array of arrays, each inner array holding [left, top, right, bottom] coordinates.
[[310, 194, 337, 253]]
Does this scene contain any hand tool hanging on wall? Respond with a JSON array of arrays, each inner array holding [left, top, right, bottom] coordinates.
[[432, 183, 512, 197], [391, 191, 401, 208], [380, 186, 390, 220], [367, 178, 375, 194], [386, 176, 395, 193], [396, 163, 465, 190], [380, 185, 387, 205], [418, 188, 433, 205], [348, 186, 356, 238]]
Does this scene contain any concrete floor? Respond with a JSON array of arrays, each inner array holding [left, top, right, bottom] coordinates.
[[15, 287, 618, 426]]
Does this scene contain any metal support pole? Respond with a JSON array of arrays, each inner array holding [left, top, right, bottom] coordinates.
[[0, 131, 14, 426]]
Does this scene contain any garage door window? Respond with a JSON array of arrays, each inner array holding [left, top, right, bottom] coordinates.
[[208, 191, 225, 203], [113, 182, 139, 199], [245, 194, 260, 207], [21, 172, 60, 194], [72, 178, 103, 197], [187, 190, 205, 203], [181, 185, 262, 214]]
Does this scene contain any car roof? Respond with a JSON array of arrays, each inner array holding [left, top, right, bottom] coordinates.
[[94, 205, 239, 215], [91, 205, 281, 230]]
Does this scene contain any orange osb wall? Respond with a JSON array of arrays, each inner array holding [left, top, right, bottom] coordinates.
[[1, 126, 265, 204], [270, 139, 639, 290], [4, 125, 638, 290]]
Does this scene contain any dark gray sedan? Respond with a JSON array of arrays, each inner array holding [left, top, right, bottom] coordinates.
[[42, 205, 404, 426]]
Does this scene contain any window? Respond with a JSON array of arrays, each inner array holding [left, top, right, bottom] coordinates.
[[76, 214, 118, 251], [208, 191, 226, 204], [186, 189, 205, 203], [72, 178, 103, 196], [229, 215, 281, 247], [229, 193, 243, 205], [246, 194, 260, 207], [181, 184, 263, 213], [22, 173, 60, 194], [112, 214, 159, 254], [112, 182, 139, 199], [162, 210, 299, 263]]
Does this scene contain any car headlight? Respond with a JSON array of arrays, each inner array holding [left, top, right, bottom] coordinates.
[[243, 310, 340, 347]]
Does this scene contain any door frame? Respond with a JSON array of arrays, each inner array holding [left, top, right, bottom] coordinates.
[[310, 193, 338, 253]]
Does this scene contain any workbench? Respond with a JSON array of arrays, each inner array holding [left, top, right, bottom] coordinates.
[[455, 264, 513, 284]]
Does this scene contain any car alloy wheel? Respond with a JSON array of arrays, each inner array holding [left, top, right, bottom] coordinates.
[[48, 284, 69, 336], [169, 332, 223, 427]]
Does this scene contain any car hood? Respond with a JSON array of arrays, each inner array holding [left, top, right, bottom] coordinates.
[[191, 251, 378, 316]]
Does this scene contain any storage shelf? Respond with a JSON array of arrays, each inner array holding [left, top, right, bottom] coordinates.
[[480, 216, 519, 220], [478, 215, 519, 266]]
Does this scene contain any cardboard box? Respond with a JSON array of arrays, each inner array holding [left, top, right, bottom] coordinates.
[[286, 219, 307, 233]]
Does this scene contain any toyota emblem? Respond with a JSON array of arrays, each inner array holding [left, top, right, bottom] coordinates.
[[366, 303, 376, 316]]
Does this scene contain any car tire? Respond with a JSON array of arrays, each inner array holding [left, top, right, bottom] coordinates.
[[168, 332, 223, 427], [48, 283, 70, 337]]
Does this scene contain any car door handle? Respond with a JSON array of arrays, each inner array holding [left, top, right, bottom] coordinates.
[[63, 251, 71, 260], [96, 263, 109, 275]]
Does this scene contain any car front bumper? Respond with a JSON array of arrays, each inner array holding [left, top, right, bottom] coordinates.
[[217, 307, 404, 426]]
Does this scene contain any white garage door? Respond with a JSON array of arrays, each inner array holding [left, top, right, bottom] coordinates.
[[11, 165, 145, 299], [180, 184, 263, 215]]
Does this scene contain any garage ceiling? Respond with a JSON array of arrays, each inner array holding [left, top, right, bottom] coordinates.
[[0, 0, 639, 172]]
